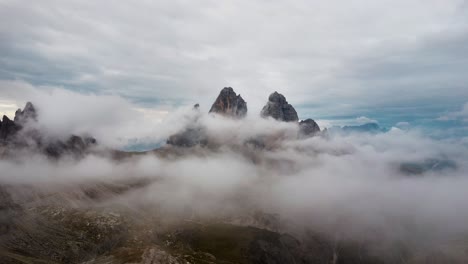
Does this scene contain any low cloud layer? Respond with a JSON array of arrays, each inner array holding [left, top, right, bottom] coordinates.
[[1, 87, 467, 256]]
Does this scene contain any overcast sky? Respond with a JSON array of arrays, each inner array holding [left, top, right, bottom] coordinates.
[[1, 0, 468, 131]]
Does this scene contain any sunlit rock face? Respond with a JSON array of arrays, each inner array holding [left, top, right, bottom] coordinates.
[[261, 92, 298, 122], [209, 87, 247, 118]]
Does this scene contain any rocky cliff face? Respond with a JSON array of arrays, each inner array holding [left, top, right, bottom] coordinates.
[[261, 92, 298, 122], [209, 87, 247, 118]]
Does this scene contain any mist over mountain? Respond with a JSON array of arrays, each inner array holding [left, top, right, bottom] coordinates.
[[0, 86, 467, 263], [1, 0, 468, 262]]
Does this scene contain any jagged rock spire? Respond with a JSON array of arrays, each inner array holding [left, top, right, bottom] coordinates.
[[261, 91, 298, 122], [209, 87, 247, 118], [14, 102, 37, 125]]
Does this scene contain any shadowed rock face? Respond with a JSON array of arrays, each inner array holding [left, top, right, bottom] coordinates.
[[209, 87, 247, 118], [0, 115, 20, 143], [299, 119, 320, 137], [261, 92, 298, 122]]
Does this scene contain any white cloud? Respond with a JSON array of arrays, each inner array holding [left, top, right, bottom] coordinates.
[[0, 100, 18, 117], [0, 80, 468, 258], [0, 110, 467, 253], [437, 102, 468, 122], [0, 80, 190, 148], [396, 121, 410, 128], [356, 116, 378, 124]]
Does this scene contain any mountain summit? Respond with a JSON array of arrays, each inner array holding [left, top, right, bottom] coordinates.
[[261, 92, 299, 122], [209, 87, 247, 118], [14, 101, 37, 125]]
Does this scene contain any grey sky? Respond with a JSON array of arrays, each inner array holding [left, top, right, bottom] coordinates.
[[1, 0, 468, 125]]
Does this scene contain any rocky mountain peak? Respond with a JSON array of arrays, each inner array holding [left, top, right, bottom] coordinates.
[[268, 91, 286, 103], [14, 101, 37, 125], [261, 92, 298, 122], [209, 87, 247, 118], [299, 119, 320, 137], [2, 115, 11, 123]]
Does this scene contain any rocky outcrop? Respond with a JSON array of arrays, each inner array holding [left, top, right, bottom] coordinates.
[[299, 119, 320, 137], [261, 92, 298, 122], [209, 87, 247, 118]]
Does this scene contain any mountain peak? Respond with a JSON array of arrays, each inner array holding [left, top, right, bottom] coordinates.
[[261, 92, 298, 122], [14, 101, 37, 125], [209, 87, 247, 118], [299, 118, 321, 137]]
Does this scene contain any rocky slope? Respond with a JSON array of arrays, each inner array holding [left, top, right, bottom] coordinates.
[[1, 181, 464, 264], [0, 182, 391, 264]]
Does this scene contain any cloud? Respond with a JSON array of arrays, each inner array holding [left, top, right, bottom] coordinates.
[[0, 83, 468, 260], [437, 102, 468, 122], [2, 2, 468, 259], [356, 116, 378, 124], [0, 80, 191, 148], [1, 113, 467, 255], [1, 0, 468, 122]]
